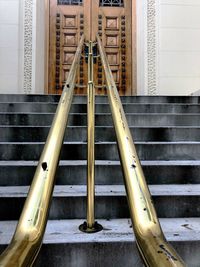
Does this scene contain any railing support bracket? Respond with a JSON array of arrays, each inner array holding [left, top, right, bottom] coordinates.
[[79, 221, 103, 234]]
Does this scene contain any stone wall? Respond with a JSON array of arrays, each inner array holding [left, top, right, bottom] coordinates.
[[0, 0, 20, 93]]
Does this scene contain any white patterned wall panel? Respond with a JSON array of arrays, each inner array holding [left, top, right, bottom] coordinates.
[[23, 0, 33, 94], [147, 0, 157, 95]]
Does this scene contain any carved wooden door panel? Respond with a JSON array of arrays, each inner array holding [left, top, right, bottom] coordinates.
[[48, 0, 135, 95], [49, 0, 87, 94], [92, 0, 133, 95]]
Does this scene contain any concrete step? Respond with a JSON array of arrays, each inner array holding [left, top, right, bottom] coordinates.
[[0, 218, 198, 267], [0, 126, 200, 142], [0, 113, 200, 126], [0, 142, 200, 161], [74, 96, 200, 104], [0, 185, 199, 220], [0, 94, 200, 104], [0, 160, 199, 186], [1, 102, 200, 113]]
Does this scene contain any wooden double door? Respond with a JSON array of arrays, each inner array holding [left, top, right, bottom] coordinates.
[[48, 0, 136, 95]]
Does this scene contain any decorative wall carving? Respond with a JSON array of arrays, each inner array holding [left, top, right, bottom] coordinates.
[[23, 0, 33, 94], [100, 0, 124, 7], [147, 0, 157, 95], [58, 0, 83, 5], [55, 13, 61, 91]]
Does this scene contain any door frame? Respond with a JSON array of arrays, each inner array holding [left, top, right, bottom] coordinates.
[[44, 0, 137, 95], [44, 0, 50, 94]]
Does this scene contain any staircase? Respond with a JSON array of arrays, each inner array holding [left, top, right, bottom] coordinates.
[[0, 94, 199, 267]]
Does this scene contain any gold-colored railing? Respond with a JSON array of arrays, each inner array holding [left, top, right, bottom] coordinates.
[[97, 35, 186, 267], [86, 41, 96, 230], [0, 35, 84, 267], [79, 41, 102, 233]]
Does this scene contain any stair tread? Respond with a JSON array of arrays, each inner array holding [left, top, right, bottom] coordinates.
[[0, 159, 200, 166], [1, 112, 200, 115], [2, 102, 200, 105], [1, 141, 200, 143], [0, 184, 199, 197], [1, 125, 200, 128], [0, 218, 199, 245], [0, 141, 199, 145]]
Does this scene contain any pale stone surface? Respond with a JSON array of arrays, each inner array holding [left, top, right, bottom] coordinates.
[[158, 1, 200, 95]]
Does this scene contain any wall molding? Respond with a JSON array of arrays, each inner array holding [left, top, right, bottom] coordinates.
[[45, 0, 50, 94], [23, 0, 33, 94], [147, 0, 157, 95], [136, 0, 158, 95], [136, 0, 147, 95]]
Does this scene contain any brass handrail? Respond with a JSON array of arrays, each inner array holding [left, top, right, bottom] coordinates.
[[79, 41, 102, 233], [97, 35, 186, 267], [0, 35, 84, 267], [87, 41, 95, 229]]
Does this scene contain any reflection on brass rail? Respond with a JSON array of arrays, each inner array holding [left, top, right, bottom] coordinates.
[[97, 35, 186, 267], [0, 35, 84, 267], [79, 41, 102, 233]]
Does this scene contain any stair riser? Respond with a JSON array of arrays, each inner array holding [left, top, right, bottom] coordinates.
[[34, 242, 143, 267], [0, 164, 199, 186], [34, 241, 199, 267], [1, 103, 200, 113], [0, 195, 199, 220], [1, 114, 200, 126], [1, 127, 200, 142], [0, 95, 200, 103], [0, 143, 200, 160], [0, 237, 197, 267]]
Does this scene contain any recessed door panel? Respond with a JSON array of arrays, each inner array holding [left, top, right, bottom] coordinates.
[[95, 0, 132, 95], [49, 1, 86, 94]]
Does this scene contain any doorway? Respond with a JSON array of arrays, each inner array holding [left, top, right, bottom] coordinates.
[[48, 0, 136, 95]]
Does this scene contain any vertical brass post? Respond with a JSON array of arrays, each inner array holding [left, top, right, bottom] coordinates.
[[97, 35, 186, 267], [79, 41, 102, 233], [87, 41, 95, 228]]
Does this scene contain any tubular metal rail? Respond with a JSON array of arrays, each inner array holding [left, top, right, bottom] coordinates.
[[86, 41, 96, 230], [79, 41, 102, 233], [97, 35, 186, 267], [0, 35, 84, 267]]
